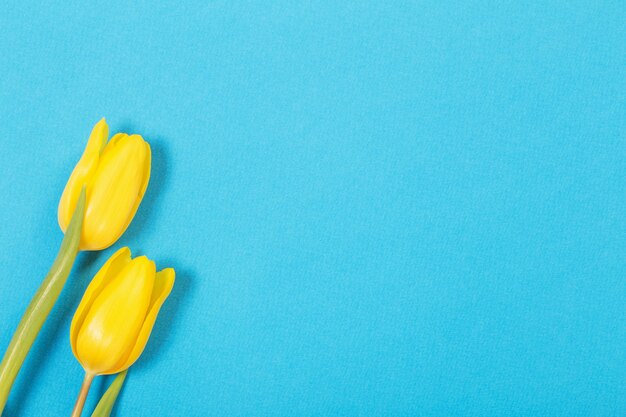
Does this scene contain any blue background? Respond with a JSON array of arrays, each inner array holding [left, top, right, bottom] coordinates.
[[0, 1, 624, 416]]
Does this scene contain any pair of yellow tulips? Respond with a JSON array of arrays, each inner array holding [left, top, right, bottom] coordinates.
[[58, 119, 174, 415], [0, 118, 173, 417]]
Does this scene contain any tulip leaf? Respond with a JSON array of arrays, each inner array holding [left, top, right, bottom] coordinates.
[[0, 188, 86, 413], [91, 370, 128, 417]]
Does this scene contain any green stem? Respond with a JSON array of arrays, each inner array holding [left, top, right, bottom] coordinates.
[[0, 189, 86, 414], [91, 370, 128, 417], [70, 372, 95, 417]]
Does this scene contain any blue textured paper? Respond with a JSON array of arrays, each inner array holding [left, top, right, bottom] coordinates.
[[0, 1, 624, 416]]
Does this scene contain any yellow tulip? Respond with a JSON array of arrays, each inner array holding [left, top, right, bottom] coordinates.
[[70, 247, 175, 376], [58, 118, 151, 251]]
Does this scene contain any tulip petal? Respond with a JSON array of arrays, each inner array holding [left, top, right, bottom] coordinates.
[[70, 247, 131, 361], [122, 138, 151, 235], [81, 134, 150, 250], [106, 268, 175, 374], [58, 118, 108, 232], [75, 256, 155, 374]]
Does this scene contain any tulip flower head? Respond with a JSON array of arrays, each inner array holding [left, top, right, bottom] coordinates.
[[70, 247, 174, 375], [58, 118, 151, 251]]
